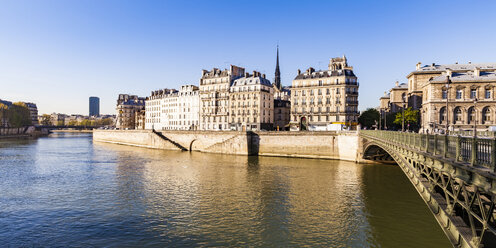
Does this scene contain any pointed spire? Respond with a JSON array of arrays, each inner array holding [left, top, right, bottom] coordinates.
[[274, 45, 281, 90]]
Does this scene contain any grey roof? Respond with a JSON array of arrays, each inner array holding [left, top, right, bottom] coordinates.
[[392, 82, 408, 89], [418, 63, 496, 72], [294, 69, 355, 80], [0, 99, 12, 107], [232, 76, 272, 87], [430, 71, 496, 83]]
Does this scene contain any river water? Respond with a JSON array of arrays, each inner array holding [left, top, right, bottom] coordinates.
[[0, 133, 451, 247]]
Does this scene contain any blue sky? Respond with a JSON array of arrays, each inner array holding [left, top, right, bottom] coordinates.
[[1, 0, 495, 115]]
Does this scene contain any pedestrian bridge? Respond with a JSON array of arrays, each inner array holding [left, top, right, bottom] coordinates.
[[360, 130, 496, 248]]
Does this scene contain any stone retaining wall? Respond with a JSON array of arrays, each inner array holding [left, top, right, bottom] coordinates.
[[93, 130, 360, 161]]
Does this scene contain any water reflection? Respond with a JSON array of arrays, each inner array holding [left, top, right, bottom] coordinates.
[[0, 134, 450, 247]]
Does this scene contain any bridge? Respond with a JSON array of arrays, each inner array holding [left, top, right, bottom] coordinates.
[[360, 130, 496, 248]]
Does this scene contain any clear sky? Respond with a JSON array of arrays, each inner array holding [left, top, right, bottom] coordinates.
[[1, 0, 495, 115]]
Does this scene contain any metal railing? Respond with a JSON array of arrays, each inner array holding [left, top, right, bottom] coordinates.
[[361, 130, 496, 171]]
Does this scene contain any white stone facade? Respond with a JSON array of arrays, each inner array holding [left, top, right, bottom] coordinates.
[[229, 72, 274, 131], [199, 65, 245, 130], [145, 85, 200, 130]]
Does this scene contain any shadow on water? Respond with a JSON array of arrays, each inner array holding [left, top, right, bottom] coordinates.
[[359, 163, 452, 248]]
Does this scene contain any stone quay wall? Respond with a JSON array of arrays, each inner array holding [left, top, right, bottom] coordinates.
[[93, 130, 360, 161]]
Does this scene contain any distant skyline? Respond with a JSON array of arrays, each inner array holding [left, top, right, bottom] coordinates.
[[1, 0, 496, 115]]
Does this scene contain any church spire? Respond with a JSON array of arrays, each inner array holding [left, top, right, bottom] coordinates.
[[274, 45, 281, 90]]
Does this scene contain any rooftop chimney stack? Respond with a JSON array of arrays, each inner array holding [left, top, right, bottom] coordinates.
[[297, 69, 301, 75], [395, 81, 399, 87], [416, 62, 421, 70], [474, 67, 480, 77]]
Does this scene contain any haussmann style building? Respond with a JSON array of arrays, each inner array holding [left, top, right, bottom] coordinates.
[[116, 94, 145, 130], [229, 71, 274, 131], [145, 85, 200, 131], [199, 65, 245, 131], [290, 56, 359, 131]]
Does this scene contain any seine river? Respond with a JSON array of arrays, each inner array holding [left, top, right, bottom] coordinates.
[[0, 133, 451, 247]]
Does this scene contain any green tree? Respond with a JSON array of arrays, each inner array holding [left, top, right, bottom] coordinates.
[[0, 103, 8, 127], [56, 120, 65, 126], [8, 102, 31, 127], [358, 108, 380, 129], [67, 120, 78, 126], [40, 114, 53, 126], [79, 119, 91, 127], [394, 107, 419, 131]]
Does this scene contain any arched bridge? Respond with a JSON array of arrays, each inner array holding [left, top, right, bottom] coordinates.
[[360, 130, 496, 248]]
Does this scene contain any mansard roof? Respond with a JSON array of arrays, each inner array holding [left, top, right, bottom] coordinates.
[[430, 71, 496, 83], [419, 63, 496, 72], [294, 69, 355, 80], [232, 75, 272, 87]]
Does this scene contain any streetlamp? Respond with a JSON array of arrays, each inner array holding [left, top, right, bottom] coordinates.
[[402, 99, 406, 132], [473, 97, 478, 138], [445, 75, 451, 135]]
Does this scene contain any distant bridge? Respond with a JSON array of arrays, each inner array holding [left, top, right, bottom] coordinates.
[[360, 130, 496, 247], [36, 125, 98, 130]]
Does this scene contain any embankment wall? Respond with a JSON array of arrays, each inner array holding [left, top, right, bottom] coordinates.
[[93, 130, 359, 161]]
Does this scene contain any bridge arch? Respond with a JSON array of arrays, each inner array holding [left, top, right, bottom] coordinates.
[[362, 141, 396, 164]]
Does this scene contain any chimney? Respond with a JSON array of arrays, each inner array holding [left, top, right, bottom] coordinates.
[[395, 81, 399, 87], [245, 72, 249, 77], [297, 69, 301, 75], [416, 62, 421, 70], [253, 71, 257, 77], [468, 61, 472, 64], [432, 63, 436, 66], [262, 74, 266, 79], [474, 67, 480, 77], [446, 69, 452, 77]]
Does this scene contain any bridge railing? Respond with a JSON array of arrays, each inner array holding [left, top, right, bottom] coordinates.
[[361, 130, 496, 171]]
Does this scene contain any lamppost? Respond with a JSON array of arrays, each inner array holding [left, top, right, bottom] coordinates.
[[379, 109, 382, 130], [402, 99, 406, 132], [422, 109, 425, 134], [473, 97, 478, 138], [445, 75, 451, 135]]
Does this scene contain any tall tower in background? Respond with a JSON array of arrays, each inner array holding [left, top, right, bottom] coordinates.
[[274, 45, 281, 90], [89, 96, 100, 116]]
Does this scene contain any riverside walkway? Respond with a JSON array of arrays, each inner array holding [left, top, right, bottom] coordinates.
[[360, 130, 496, 248]]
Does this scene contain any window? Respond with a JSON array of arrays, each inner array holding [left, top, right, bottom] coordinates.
[[468, 107, 475, 124], [454, 107, 462, 123], [483, 107, 491, 124], [318, 80, 323, 86], [336, 88, 340, 94], [456, 90, 462, 99], [486, 89, 491, 99], [318, 89, 322, 95], [439, 107, 446, 124], [471, 89, 477, 99], [442, 89, 447, 99], [326, 88, 330, 94]]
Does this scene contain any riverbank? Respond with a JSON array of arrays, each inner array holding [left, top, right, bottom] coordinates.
[[93, 130, 360, 162], [51, 129, 93, 133]]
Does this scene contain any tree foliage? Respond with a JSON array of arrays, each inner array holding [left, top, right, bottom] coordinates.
[[8, 102, 31, 127], [358, 108, 380, 129], [394, 107, 419, 130], [40, 114, 53, 126]]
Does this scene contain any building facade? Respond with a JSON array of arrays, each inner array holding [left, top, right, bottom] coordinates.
[[274, 99, 291, 130], [116, 94, 145, 130], [379, 81, 408, 114], [229, 72, 274, 131], [145, 88, 177, 131], [290, 56, 359, 130], [89, 97, 100, 117], [416, 64, 496, 132], [23, 102, 38, 125], [145, 85, 200, 131], [199, 65, 245, 130]]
